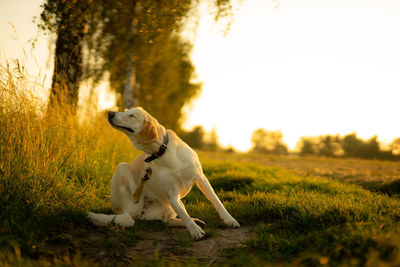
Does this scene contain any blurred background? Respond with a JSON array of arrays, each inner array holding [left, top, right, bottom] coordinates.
[[1, 0, 399, 160]]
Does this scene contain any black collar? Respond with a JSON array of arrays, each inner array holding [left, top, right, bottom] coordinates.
[[144, 132, 169, 163]]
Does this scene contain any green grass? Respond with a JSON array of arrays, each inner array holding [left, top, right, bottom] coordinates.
[[1, 65, 400, 266], [186, 160, 400, 265]]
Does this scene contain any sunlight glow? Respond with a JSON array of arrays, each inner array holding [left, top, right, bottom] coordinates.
[[184, 0, 400, 151], [97, 81, 117, 111]]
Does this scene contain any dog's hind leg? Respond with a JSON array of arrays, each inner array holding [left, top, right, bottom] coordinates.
[[88, 212, 135, 227], [89, 163, 142, 227], [88, 162, 146, 227], [111, 163, 144, 218], [88, 163, 137, 227]]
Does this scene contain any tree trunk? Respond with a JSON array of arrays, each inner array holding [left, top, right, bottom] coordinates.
[[122, 2, 138, 109], [48, 13, 85, 114], [123, 57, 138, 108]]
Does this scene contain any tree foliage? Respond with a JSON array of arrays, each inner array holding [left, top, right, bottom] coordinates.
[[251, 128, 288, 155], [39, 0, 232, 128], [180, 126, 205, 149], [298, 137, 318, 156], [180, 126, 221, 151], [341, 134, 380, 159], [297, 133, 400, 161], [390, 137, 400, 156]]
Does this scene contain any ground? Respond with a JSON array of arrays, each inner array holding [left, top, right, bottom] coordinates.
[[2, 151, 400, 266], [48, 220, 253, 265], [41, 152, 400, 266]]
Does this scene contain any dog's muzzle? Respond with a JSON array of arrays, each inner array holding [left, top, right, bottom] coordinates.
[[107, 111, 135, 133]]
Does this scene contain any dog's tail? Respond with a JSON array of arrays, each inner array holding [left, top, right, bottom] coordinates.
[[87, 212, 135, 227]]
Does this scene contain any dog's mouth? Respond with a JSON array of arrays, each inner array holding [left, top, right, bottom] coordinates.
[[108, 118, 135, 133], [117, 125, 135, 133]]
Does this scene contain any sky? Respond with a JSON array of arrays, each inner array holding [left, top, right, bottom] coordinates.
[[185, 0, 400, 150], [0, 0, 53, 100], [1, 0, 400, 151]]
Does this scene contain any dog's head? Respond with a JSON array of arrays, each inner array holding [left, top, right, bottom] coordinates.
[[107, 107, 159, 144]]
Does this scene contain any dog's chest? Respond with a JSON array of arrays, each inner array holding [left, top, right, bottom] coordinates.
[[146, 161, 196, 198]]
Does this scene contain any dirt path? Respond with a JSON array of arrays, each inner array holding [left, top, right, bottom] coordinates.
[[51, 224, 253, 265], [123, 226, 252, 263]]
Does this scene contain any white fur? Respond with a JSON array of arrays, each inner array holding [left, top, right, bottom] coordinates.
[[88, 213, 135, 227], [88, 107, 239, 240]]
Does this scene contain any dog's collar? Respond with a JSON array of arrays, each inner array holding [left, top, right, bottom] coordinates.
[[144, 132, 169, 163]]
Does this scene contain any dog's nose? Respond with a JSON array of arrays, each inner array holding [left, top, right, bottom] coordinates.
[[108, 111, 115, 119]]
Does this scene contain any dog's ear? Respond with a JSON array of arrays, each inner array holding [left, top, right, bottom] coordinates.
[[137, 118, 158, 144]]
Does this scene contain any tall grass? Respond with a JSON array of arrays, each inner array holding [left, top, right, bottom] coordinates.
[[0, 63, 138, 254]]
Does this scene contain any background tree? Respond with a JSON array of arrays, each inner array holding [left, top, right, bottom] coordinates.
[[318, 135, 342, 157], [87, 0, 195, 109], [297, 137, 318, 156], [203, 128, 220, 151], [363, 136, 380, 159], [341, 133, 362, 158], [342, 133, 380, 159], [132, 35, 201, 129], [390, 137, 400, 155], [39, 0, 93, 112], [251, 128, 288, 155], [40, 0, 232, 126], [180, 125, 205, 149], [297, 133, 399, 161], [297, 135, 342, 157]]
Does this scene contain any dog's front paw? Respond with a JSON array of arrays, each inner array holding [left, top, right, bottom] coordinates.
[[189, 223, 205, 240], [223, 216, 240, 228]]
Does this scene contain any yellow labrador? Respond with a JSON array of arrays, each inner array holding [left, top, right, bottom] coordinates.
[[88, 107, 240, 240]]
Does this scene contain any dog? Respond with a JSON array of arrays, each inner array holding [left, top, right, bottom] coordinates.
[[88, 107, 240, 240]]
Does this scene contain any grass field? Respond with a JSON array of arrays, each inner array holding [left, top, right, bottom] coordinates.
[[1, 68, 400, 266]]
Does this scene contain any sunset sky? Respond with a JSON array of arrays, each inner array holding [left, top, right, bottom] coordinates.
[[1, 0, 400, 151]]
